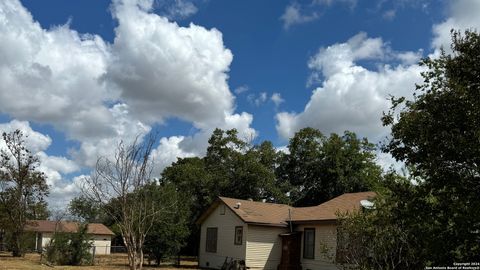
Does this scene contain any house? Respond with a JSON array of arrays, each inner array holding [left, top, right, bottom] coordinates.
[[196, 191, 375, 270], [25, 220, 115, 255]]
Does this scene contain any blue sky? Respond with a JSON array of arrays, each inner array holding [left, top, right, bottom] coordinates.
[[0, 0, 478, 208]]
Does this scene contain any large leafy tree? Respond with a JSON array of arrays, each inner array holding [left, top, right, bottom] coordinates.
[[68, 195, 104, 223], [161, 157, 213, 255], [0, 130, 49, 256], [164, 128, 288, 215], [162, 128, 288, 254], [278, 128, 382, 206], [381, 30, 480, 264], [143, 182, 190, 266]]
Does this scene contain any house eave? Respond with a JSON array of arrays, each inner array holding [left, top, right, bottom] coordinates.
[[246, 222, 288, 228], [291, 219, 337, 225]]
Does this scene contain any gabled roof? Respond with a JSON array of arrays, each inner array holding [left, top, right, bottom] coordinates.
[[25, 220, 115, 235], [291, 191, 376, 222], [197, 192, 376, 227], [219, 197, 292, 226]]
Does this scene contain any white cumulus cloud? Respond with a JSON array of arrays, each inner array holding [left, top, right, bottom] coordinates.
[[431, 0, 480, 54], [0, 0, 257, 209], [276, 32, 424, 143]]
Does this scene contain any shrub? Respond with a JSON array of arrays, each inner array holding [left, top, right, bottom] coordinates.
[[45, 223, 93, 265]]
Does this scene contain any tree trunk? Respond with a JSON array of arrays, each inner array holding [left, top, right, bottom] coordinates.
[[127, 245, 137, 270], [139, 248, 144, 270], [11, 231, 22, 257]]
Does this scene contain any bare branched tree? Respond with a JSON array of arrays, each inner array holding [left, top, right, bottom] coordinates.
[[82, 135, 164, 270]]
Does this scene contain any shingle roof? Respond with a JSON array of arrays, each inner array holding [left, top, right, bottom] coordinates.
[[25, 220, 115, 235], [198, 192, 376, 227], [219, 197, 292, 226], [290, 191, 376, 222]]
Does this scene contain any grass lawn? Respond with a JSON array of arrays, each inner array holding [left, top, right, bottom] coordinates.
[[0, 252, 199, 270]]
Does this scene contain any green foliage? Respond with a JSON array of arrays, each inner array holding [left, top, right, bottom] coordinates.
[[162, 157, 215, 223], [0, 129, 49, 256], [278, 128, 382, 206], [163, 128, 290, 214], [68, 195, 104, 223], [143, 183, 190, 265], [337, 173, 422, 270], [204, 128, 288, 202], [162, 128, 289, 254], [45, 223, 93, 266], [380, 30, 480, 265]]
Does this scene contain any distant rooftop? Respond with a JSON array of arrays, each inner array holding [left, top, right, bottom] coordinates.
[[25, 220, 114, 235]]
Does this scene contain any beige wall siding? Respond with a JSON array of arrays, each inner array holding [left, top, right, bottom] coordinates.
[[245, 225, 287, 270], [39, 233, 112, 255], [298, 224, 340, 270], [199, 204, 247, 269], [41, 233, 53, 249], [92, 235, 112, 255]]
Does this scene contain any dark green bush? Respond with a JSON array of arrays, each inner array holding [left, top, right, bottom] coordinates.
[[45, 223, 93, 265]]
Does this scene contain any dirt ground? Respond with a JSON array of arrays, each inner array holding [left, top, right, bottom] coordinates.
[[0, 252, 199, 270]]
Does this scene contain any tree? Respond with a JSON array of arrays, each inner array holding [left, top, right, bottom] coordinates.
[[336, 173, 422, 270], [68, 195, 104, 223], [204, 128, 288, 202], [381, 30, 480, 265], [82, 136, 169, 270], [278, 128, 382, 206], [162, 128, 289, 254], [160, 157, 212, 255], [143, 182, 190, 265], [0, 130, 49, 256]]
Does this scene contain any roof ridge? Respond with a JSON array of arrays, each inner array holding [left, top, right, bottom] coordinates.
[[218, 196, 291, 207]]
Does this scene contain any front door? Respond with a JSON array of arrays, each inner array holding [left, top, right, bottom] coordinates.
[[278, 232, 302, 270]]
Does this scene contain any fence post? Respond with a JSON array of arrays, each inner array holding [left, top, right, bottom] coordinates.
[[92, 246, 96, 265]]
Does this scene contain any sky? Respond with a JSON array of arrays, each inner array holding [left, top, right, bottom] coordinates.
[[0, 0, 479, 209]]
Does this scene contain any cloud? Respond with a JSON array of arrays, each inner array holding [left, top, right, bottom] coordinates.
[[276, 32, 424, 142], [150, 111, 256, 171], [108, 0, 238, 130], [234, 85, 249, 94], [382, 9, 396, 21], [0, 0, 254, 157], [280, 0, 358, 29], [280, 3, 319, 29], [160, 0, 198, 20], [431, 0, 480, 53], [247, 92, 268, 106], [313, 0, 357, 9], [0, 120, 52, 153], [0, 0, 257, 209], [150, 136, 197, 175], [0, 2, 112, 138], [271, 93, 285, 108]]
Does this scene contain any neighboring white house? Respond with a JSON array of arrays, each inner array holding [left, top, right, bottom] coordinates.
[[197, 192, 375, 270], [25, 220, 114, 255]]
